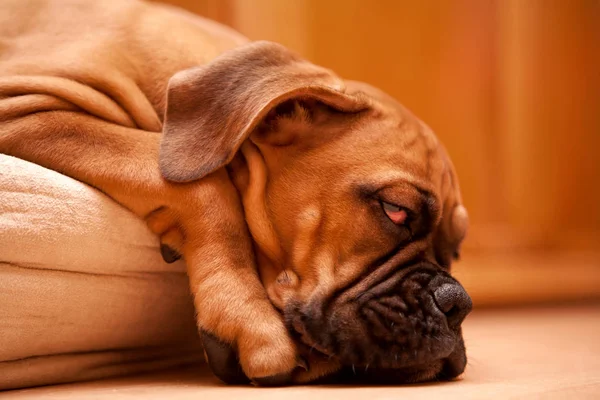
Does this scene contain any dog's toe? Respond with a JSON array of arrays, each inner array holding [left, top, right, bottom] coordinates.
[[251, 372, 293, 386], [201, 330, 250, 385], [160, 244, 182, 263]]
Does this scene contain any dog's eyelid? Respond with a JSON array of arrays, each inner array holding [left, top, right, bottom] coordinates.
[[376, 186, 423, 213], [381, 198, 417, 216], [380, 200, 411, 225], [381, 200, 402, 213]]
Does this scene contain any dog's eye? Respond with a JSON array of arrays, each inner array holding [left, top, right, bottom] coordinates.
[[381, 201, 408, 224]]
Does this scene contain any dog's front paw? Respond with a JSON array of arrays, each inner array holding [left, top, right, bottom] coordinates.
[[237, 327, 300, 386], [200, 324, 301, 386]]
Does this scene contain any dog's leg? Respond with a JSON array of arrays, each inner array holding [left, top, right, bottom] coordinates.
[[0, 111, 297, 383]]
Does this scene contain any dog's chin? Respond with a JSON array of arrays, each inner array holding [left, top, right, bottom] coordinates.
[[291, 338, 467, 385], [327, 346, 467, 385], [326, 362, 444, 385]]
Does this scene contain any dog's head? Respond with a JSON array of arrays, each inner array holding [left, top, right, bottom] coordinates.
[[160, 41, 471, 383]]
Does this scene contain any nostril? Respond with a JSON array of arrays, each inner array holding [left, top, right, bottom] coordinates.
[[433, 283, 472, 328]]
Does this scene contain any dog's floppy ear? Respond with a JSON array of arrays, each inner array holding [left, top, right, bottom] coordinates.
[[160, 41, 369, 183], [433, 147, 469, 268]]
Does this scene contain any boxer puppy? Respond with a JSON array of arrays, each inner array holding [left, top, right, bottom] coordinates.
[[0, 0, 471, 385]]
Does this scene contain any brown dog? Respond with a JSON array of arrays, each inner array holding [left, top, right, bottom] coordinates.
[[0, 0, 471, 385]]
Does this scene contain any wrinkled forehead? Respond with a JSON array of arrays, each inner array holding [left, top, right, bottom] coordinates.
[[339, 80, 450, 196]]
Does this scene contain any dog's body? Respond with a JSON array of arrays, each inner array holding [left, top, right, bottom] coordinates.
[[1, 0, 472, 386]]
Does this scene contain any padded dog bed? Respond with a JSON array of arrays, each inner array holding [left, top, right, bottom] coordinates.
[[0, 155, 202, 390]]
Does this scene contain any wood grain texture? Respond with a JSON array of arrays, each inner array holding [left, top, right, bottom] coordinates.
[[498, 0, 600, 241]]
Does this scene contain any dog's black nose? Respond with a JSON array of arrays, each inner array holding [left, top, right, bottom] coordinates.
[[433, 283, 472, 328]]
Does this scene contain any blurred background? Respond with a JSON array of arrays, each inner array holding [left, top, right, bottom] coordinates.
[[162, 0, 600, 307]]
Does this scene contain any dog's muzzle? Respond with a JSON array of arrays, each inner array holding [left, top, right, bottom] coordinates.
[[288, 263, 472, 382]]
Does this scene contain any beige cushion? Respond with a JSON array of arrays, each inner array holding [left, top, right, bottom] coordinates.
[[0, 155, 202, 390]]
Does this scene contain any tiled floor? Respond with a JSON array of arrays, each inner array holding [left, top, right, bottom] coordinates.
[[2, 305, 599, 399]]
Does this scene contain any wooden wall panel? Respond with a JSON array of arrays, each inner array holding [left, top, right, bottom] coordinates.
[[498, 0, 600, 248], [229, 0, 311, 57]]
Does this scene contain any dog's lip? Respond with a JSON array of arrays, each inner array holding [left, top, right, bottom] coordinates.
[[296, 339, 335, 361], [290, 319, 335, 359], [328, 361, 445, 385]]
